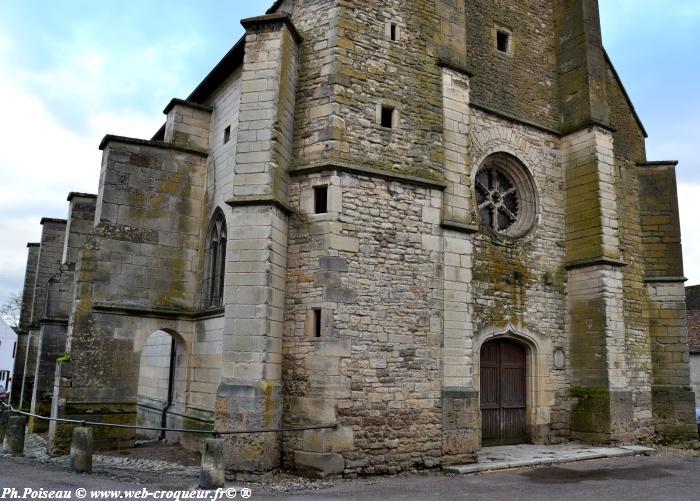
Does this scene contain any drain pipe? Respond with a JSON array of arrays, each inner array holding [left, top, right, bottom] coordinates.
[[160, 337, 176, 441]]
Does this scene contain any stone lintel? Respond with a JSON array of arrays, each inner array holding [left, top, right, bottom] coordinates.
[[40, 218, 67, 226], [290, 161, 447, 190], [66, 192, 97, 202], [240, 13, 303, 44], [162, 98, 213, 116], [436, 58, 474, 78], [565, 256, 627, 271], [441, 220, 479, 234], [226, 195, 293, 215], [98, 135, 208, 157]]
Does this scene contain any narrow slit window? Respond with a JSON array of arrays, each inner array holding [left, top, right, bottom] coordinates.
[[223, 125, 231, 144], [314, 185, 328, 214], [313, 309, 322, 338], [390, 23, 397, 41], [381, 106, 395, 128], [497, 30, 511, 53]]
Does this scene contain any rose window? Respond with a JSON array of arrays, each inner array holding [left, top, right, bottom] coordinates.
[[476, 167, 520, 233], [474, 154, 538, 238]]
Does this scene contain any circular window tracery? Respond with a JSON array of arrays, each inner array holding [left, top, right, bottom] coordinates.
[[474, 154, 538, 238]]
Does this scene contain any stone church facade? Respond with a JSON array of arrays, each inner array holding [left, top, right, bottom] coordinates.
[[11, 0, 697, 477]]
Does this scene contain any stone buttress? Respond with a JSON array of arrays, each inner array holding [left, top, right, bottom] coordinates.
[[28, 195, 97, 433], [214, 13, 300, 476]]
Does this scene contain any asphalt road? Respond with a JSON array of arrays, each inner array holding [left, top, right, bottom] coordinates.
[[1, 455, 699, 501], [255, 456, 700, 501]]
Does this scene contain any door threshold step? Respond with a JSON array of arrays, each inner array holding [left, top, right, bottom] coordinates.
[[443, 444, 656, 474]]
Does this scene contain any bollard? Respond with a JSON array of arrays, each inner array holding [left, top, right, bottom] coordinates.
[[0, 410, 11, 442], [199, 438, 225, 489], [3, 415, 27, 455], [69, 427, 93, 473]]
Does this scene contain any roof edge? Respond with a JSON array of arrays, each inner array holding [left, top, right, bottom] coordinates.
[[603, 48, 649, 139]]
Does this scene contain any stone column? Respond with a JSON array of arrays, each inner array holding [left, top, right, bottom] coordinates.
[[217, 13, 301, 475]]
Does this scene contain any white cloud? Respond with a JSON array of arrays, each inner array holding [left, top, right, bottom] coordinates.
[[678, 183, 700, 285], [0, 37, 164, 306]]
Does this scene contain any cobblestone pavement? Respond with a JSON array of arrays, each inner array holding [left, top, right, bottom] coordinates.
[[19, 432, 200, 475]]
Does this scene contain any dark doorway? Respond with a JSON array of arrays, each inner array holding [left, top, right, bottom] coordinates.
[[480, 338, 527, 446]]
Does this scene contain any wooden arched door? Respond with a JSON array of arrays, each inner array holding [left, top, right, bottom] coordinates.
[[480, 338, 527, 446]]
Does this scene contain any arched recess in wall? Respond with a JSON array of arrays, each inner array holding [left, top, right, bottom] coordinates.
[[473, 324, 554, 445], [136, 329, 188, 444], [202, 208, 227, 309]]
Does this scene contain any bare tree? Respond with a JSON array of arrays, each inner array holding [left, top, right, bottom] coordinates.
[[0, 292, 21, 329]]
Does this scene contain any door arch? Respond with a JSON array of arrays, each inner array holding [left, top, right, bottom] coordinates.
[[480, 338, 528, 445], [136, 329, 187, 443]]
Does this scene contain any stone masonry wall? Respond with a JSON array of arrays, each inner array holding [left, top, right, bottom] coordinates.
[[202, 66, 241, 247], [686, 286, 700, 353], [469, 108, 569, 442], [465, 0, 559, 131], [283, 171, 442, 475], [93, 140, 206, 309]]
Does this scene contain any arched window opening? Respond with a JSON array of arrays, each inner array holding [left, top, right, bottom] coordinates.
[[203, 210, 227, 309]]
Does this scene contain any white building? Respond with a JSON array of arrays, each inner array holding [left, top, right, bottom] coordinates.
[[0, 318, 17, 393]]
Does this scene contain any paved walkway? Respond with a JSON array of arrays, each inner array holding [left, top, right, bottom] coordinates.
[[17, 432, 199, 475], [444, 442, 656, 474]]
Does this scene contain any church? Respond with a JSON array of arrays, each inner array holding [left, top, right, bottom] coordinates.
[[12, 0, 697, 477]]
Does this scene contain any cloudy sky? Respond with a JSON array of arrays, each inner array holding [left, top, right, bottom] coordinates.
[[0, 1, 698, 308]]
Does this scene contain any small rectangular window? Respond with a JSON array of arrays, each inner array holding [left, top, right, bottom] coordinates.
[[313, 309, 322, 338], [390, 23, 397, 41], [223, 126, 231, 144], [497, 31, 511, 53], [314, 185, 328, 214], [381, 106, 394, 128]]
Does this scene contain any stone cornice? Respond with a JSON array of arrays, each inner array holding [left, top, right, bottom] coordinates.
[[163, 98, 213, 115], [67, 192, 97, 202], [40, 218, 67, 226], [241, 13, 303, 44], [99, 135, 208, 157], [291, 161, 447, 190], [565, 257, 628, 271], [226, 194, 293, 215], [644, 276, 688, 284], [441, 220, 479, 234], [93, 302, 225, 321], [436, 58, 474, 78]]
